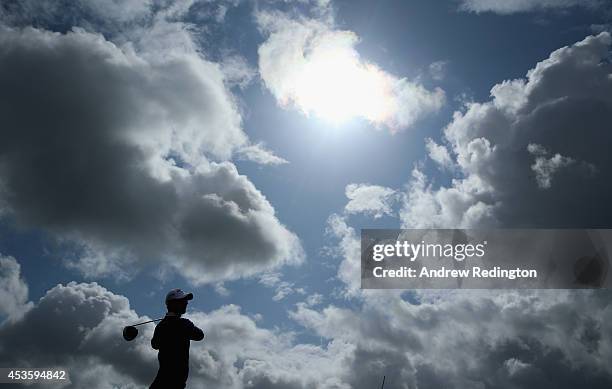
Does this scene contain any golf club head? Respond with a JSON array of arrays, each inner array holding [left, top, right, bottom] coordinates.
[[123, 325, 138, 341]]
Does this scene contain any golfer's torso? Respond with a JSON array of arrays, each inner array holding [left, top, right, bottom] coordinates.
[[155, 318, 192, 377]]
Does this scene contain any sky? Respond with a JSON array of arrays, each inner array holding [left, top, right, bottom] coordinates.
[[1, 0, 612, 387]]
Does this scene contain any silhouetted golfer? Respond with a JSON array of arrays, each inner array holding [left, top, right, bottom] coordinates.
[[150, 288, 204, 389]]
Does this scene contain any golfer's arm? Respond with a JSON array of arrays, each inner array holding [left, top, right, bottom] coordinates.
[[151, 330, 161, 349], [191, 326, 204, 341]]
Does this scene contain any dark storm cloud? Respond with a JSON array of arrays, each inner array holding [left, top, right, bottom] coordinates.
[[402, 32, 612, 228], [0, 0, 152, 32], [458, 0, 603, 14], [0, 26, 302, 283], [0, 0, 244, 34]]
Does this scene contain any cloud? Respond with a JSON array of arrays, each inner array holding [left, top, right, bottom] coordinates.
[[0, 262, 352, 389], [304, 293, 323, 307], [9, 275, 609, 389], [309, 32, 612, 386], [527, 143, 575, 189], [187, 304, 351, 389], [401, 32, 612, 229], [237, 143, 289, 165], [325, 213, 362, 296], [258, 272, 304, 301], [213, 282, 231, 297], [0, 0, 152, 28], [320, 183, 400, 296], [399, 168, 498, 229], [290, 287, 612, 389], [256, 7, 444, 130], [425, 138, 455, 170], [344, 184, 398, 218], [0, 280, 157, 388], [325, 182, 398, 294], [428, 60, 448, 81], [220, 53, 257, 90], [320, 204, 612, 389], [458, 0, 602, 14], [0, 255, 32, 321], [0, 25, 302, 284], [2, 4, 611, 389], [0, 0, 245, 40], [312, 34, 612, 388]]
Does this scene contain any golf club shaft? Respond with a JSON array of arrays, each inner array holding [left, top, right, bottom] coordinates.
[[131, 318, 163, 327]]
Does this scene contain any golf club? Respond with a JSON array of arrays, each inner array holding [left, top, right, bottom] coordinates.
[[123, 318, 164, 341]]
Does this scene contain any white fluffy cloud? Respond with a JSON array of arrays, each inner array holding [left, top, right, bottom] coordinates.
[[527, 143, 575, 189], [402, 32, 612, 229], [459, 0, 602, 14], [8, 254, 611, 389], [344, 184, 398, 218], [258, 272, 304, 301], [425, 138, 455, 170], [308, 208, 612, 389], [237, 143, 289, 165], [325, 213, 362, 296], [0, 259, 351, 389], [0, 255, 32, 321], [256, 7, 444, 130], [0, 280, 157, 388], [0, 16, 301, 283], [290, 286, 612, 389]]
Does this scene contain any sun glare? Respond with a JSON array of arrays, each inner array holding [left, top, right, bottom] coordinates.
[[290, 48, 396, 125]]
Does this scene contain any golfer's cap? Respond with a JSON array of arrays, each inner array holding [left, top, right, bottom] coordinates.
[[165, 288, 193, 303]]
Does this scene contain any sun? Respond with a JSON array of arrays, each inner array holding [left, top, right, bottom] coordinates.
[[289, 47, 397, 125]]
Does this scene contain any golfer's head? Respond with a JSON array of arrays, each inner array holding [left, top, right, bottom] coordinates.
[[165, 288, 193, 314]]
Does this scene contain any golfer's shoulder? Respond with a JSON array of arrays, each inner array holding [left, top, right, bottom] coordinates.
[[179, 317, 196, 327], [155, 317, 170, 329]]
